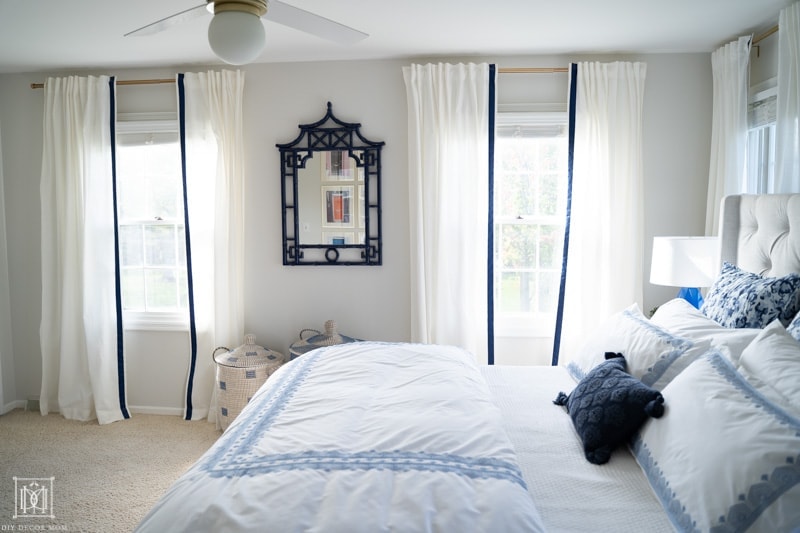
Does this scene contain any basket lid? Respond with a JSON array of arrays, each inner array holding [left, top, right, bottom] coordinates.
[[290, 320, 358, 356], [214, 334, 284, 368]]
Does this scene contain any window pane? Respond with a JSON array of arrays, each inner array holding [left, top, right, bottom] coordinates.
[[119, 225, 143, 266], [539, 173, 560, 216], [539, 142, 562, 172], [146, 142, 181, 173], [145, 269, 178, 309], [745, 124, 776, 194], [147, 171, 181, 219], [498, 173, 536, 217], [178, 269, 188, 309], [122, 269, 145, 310], [539, 224, 561, 268], [117, 148, 148, 220], [144, 225, 176, 266], [499, 272, 525, 312], [538, 271, 559, 313], [499, 224, 537, 269], [177, 225, 186, 265]]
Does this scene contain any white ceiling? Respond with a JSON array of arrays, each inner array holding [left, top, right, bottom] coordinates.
[[0, 0, 791, 75]]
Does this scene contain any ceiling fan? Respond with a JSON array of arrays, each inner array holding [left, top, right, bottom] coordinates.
[[125, 0, 368, 65]]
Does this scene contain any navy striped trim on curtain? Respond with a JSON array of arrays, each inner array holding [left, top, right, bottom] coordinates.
[[487, 64, 497, 365], [108, 76, 130, 419], [551, 63, 578, 367], [177, 73, 199, 420]]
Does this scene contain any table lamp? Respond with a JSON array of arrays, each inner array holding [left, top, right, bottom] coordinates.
[[649, 236, 720, 308]]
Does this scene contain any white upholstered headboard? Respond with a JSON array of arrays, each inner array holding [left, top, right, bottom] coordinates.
[[719, 194, 800, 278]]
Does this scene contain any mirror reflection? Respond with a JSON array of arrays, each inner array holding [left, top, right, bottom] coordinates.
[[297, 150, 365, 246]]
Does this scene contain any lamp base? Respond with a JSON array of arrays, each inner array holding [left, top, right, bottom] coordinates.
[[677, 287, 704, 309]]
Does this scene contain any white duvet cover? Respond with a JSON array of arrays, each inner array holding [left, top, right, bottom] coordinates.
[[136, 342, 545, 533]]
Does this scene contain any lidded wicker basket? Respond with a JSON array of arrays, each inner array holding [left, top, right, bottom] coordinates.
[[289, 320, 359, 360], [213, 334, 285, 431]]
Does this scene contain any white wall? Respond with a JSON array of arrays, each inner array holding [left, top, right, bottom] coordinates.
[[0, 52, 715, 412], [0, 119, 18, 413]]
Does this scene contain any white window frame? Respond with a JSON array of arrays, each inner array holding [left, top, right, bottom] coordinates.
[[745, 78, 777, 194], [116, 112, 189, 331], [493, 108, 568, 338]]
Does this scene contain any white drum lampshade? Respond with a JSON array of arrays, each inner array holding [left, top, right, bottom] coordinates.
[[650, 236, 720, 308]]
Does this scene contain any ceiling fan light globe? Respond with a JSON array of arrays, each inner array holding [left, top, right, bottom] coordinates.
[[208, 11, 266, 65]]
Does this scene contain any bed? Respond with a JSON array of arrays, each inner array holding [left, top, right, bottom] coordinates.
[[136, 194, 800, 533]]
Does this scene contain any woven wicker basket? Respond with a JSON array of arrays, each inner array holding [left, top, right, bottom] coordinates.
[[289, 320, 359, 360], [213, 334, 285, 431]]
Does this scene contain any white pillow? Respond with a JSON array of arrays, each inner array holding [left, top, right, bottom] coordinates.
[[566, 303, 709, 390], [632, 351, 800, 532], [651, 298, 761, 365], [737, 319, 800, 416]]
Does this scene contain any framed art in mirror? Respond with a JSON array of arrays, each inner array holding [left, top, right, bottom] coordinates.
[[277, 102, 384, 265]]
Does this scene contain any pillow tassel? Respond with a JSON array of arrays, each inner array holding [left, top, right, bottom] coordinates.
[[644, 395, 665, 418], [553, 391, 569, 407]]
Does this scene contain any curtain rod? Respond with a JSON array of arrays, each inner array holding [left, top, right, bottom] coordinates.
[[30, 78, 175, 89], [753, 24, 778, 45], [498, 67, 568, 74], [29, 68, 566, 88]]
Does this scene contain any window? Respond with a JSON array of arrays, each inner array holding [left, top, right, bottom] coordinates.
[[493, 111, 568, 365], [745, 80, 777, 193], [116, 114, 188, 329]]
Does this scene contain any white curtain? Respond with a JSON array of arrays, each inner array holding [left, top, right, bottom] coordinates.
[[705, 36, 751, 235], [774, 2, 800, 193], [403, 63, 491, 364], [557, 62, 647, 364], [40, 76, 128, 424], [179, 70, 246, 422]]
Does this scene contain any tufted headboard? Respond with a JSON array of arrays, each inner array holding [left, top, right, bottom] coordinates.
[[719, 194, 800, 278]]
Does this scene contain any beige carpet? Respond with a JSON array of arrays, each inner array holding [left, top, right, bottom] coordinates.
[[0, 408, 220, 532]]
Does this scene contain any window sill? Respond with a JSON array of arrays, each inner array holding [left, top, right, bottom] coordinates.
[[495, 313, 556, 338], [123, 312, 189, 332]]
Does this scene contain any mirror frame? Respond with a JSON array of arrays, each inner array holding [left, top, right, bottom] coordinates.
[[277, 102, 385, 265]]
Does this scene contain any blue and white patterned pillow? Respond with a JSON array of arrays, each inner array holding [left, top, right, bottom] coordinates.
[[700, 262, 800, 329]]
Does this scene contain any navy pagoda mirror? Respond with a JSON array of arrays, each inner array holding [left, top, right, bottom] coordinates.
[[277, 102, 384, 265]]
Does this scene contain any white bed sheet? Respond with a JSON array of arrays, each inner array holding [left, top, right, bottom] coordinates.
[[481, 364, 674, 533]]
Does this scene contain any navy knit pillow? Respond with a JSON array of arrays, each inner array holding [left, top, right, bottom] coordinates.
[[554, 352, 665, 465]]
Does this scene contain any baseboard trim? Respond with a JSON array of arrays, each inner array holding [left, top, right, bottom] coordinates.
[[1, 403, 187, 417], [1, 400, 26, 415], [128, 405, 185, 416]]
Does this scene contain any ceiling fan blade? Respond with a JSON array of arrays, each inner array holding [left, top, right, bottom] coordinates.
[[125, 4, 209, 37], [265, 0, 368, 44]]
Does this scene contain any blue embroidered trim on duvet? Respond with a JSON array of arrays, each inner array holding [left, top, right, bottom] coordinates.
[[198, 344, 528, 490], [208, 449, 528, 488]]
